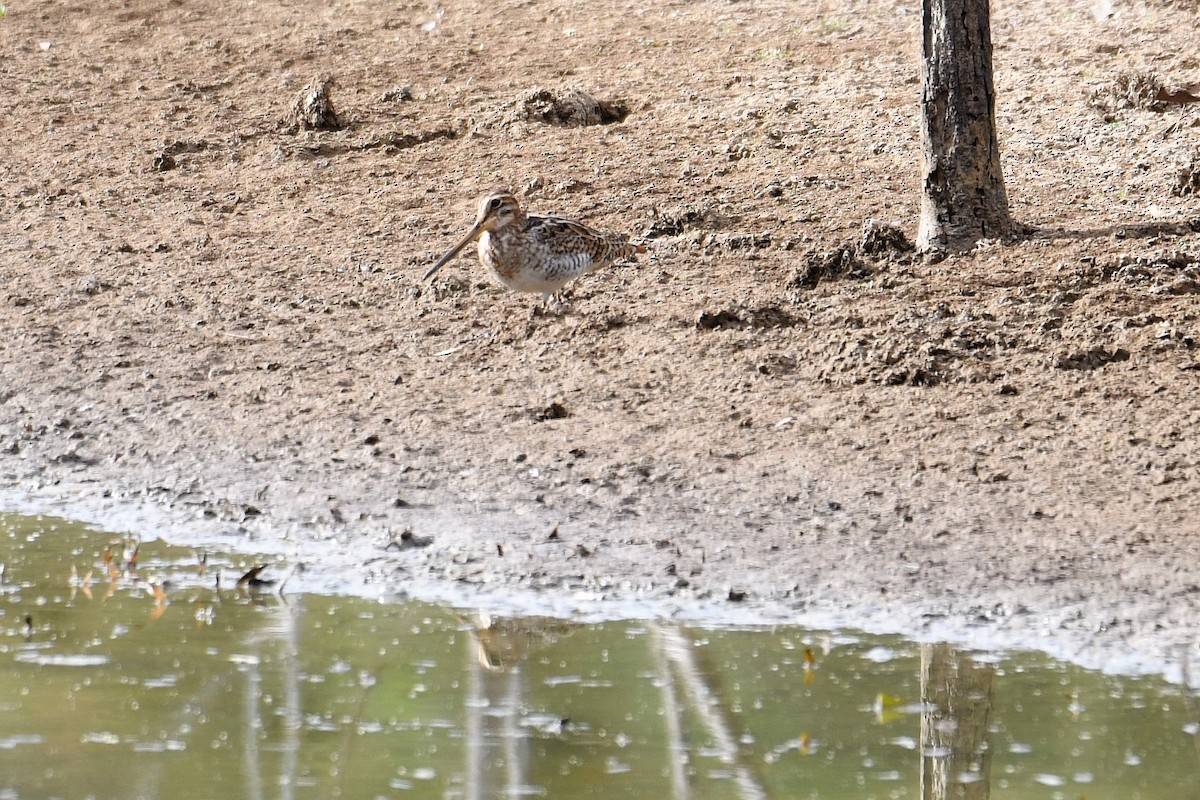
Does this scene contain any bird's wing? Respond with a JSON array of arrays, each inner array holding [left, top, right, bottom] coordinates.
[[527, 215, 641, 271]]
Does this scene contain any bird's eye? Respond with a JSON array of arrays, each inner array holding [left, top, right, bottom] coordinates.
[[488, 197, 503, 211]]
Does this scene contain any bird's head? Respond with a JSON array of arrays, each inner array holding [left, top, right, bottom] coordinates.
[[472, 189, 523, 233], [423, 189, 526, 283]]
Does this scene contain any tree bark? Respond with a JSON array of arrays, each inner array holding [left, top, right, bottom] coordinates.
[[918, 0, 1012, 252]]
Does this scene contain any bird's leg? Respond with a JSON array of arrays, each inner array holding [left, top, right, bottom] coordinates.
[[543, 288, 574, 315], [521, 304, 542, 338]]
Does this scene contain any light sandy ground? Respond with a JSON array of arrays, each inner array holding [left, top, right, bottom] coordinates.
[[3, 0, 1200, 679]]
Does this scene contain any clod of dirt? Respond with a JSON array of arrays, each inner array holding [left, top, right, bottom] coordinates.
[[695, 305, 801, 331], [643, 209, 704, 239], [1106, 250, 1200, 275], [788, 219, 912, 293], [521, 88, 629, 127], [787, 244, 866, 290], [385, 528, 433, 551], [553, 177, 592, 194], [1098, 70, 1164, 110], [521, 175, 545, 196], [77, 275, 107, 295], [756, 354, 800, 377], [534, 402, 571, 421], [380, 86, 414, 102], [884, 367, 938, 387], [282, 74, 342, 133], [152, 139, 209, 171], [1053, 346, 1131, 371], [1175, 154, 1200, 197], [725, 137, 752, 161], [1102, 250, 1200, 294], [696, 309, 744, 330], [709, 232, 773, 251], [859, 219, 914, 257], [757, 182, 785, 199], [1090, 69, 1200, 112]]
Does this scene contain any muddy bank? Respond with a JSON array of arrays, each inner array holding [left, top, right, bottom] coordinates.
[[3, 0, 1200, 678]]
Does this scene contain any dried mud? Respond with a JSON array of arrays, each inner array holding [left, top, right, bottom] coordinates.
[[3, 0, 1200, 676]]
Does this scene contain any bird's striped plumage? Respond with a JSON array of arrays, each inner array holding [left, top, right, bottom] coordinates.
[[424, 189, 644, 298]]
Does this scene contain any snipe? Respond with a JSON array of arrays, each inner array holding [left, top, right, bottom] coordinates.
[[423, 189, 644, 301]]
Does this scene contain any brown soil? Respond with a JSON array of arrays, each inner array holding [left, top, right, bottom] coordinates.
[[3, 0, 1200, 673]]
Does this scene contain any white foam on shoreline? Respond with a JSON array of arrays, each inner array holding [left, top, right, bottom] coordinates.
[[3, 484, 1197, 686]]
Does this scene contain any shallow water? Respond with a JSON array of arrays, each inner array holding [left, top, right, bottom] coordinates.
[[1, 513, 1198, 800]]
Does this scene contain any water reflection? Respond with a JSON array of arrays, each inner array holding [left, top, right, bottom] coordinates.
[[921, 644, 993, 800], [1, 513, 1199, 799]]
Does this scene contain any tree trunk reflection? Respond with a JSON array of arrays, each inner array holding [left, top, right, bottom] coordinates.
[[920, 643, 994, 800]]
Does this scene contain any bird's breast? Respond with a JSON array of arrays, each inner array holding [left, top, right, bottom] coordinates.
[[478, 231, 524, 281], [477, 231, 572, 293]]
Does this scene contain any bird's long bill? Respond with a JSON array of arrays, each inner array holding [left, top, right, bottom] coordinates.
[[423, 222, 484, 282]]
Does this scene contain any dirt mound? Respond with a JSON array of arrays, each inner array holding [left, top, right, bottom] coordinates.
[[282, 74, 343, 133], [1090, 69, 1200, 113], [521, 88, 629, 127]]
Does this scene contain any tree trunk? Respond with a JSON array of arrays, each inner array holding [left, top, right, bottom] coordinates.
[[918, 0, 1012, 252]]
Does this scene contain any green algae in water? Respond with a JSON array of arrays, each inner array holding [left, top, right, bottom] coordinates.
[[1, 512, 1198, 799]]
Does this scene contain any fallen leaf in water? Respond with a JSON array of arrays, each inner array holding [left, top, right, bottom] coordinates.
[[149, 601, 167, 623], [149, 581, 167, 603], [102, 548, 119, 581]]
